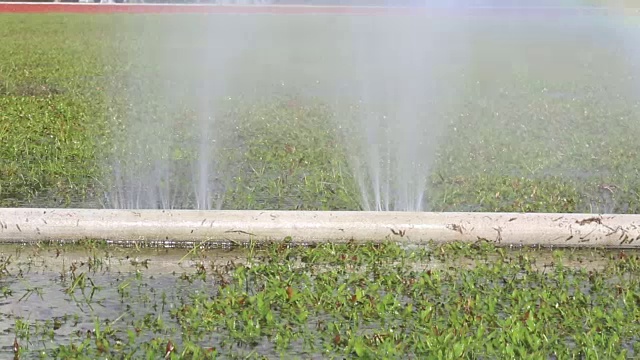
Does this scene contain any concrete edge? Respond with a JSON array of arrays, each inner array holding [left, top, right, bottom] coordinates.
[[1, 208, 640, 248]]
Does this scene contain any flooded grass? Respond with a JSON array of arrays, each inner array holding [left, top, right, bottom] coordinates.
[[0, 241, 638, 358]]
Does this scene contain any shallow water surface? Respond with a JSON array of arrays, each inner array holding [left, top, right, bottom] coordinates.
[[0, 245, 247, 357], [0, 243, 633, 358]]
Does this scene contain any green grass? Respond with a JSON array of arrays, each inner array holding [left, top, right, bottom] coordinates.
[[2, 13, 640, 211], [221, 99, 360, 210], [0, 15, 114, 207], [2, 241, 640, 358], [2, 12, 640, 358]]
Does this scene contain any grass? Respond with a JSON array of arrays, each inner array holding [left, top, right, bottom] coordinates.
[[0, 241, 639, 358], [2, 12, 640, 357], [0, 14, 113, 207], [2, 13, 640, 211], [219, 99, 360, 210]]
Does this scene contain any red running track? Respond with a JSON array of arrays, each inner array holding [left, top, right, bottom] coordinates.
[[0, 3, 416, 14], [0, 3, 637, 16]]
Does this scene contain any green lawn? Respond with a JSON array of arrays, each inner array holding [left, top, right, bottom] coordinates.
[[1, 11, 640, 358], [2, 13, 640, 212]]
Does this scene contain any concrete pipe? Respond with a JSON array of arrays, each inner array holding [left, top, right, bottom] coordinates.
[[1, 208, 640, 248]]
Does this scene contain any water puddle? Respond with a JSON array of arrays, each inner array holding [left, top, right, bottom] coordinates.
[[0, 244, 247, 358]]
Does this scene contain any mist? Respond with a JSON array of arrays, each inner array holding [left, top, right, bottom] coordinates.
[[104, 5, 640, 213]]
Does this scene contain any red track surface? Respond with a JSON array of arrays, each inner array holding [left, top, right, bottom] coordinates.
[[0, 3, 415, 14], [0, 3, 636, 16]]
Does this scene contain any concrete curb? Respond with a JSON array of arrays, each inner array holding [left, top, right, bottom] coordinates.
[[1, 208, 639, 248]]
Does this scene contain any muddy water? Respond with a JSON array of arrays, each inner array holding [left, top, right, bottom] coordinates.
[[0, 244, 626, 358]]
